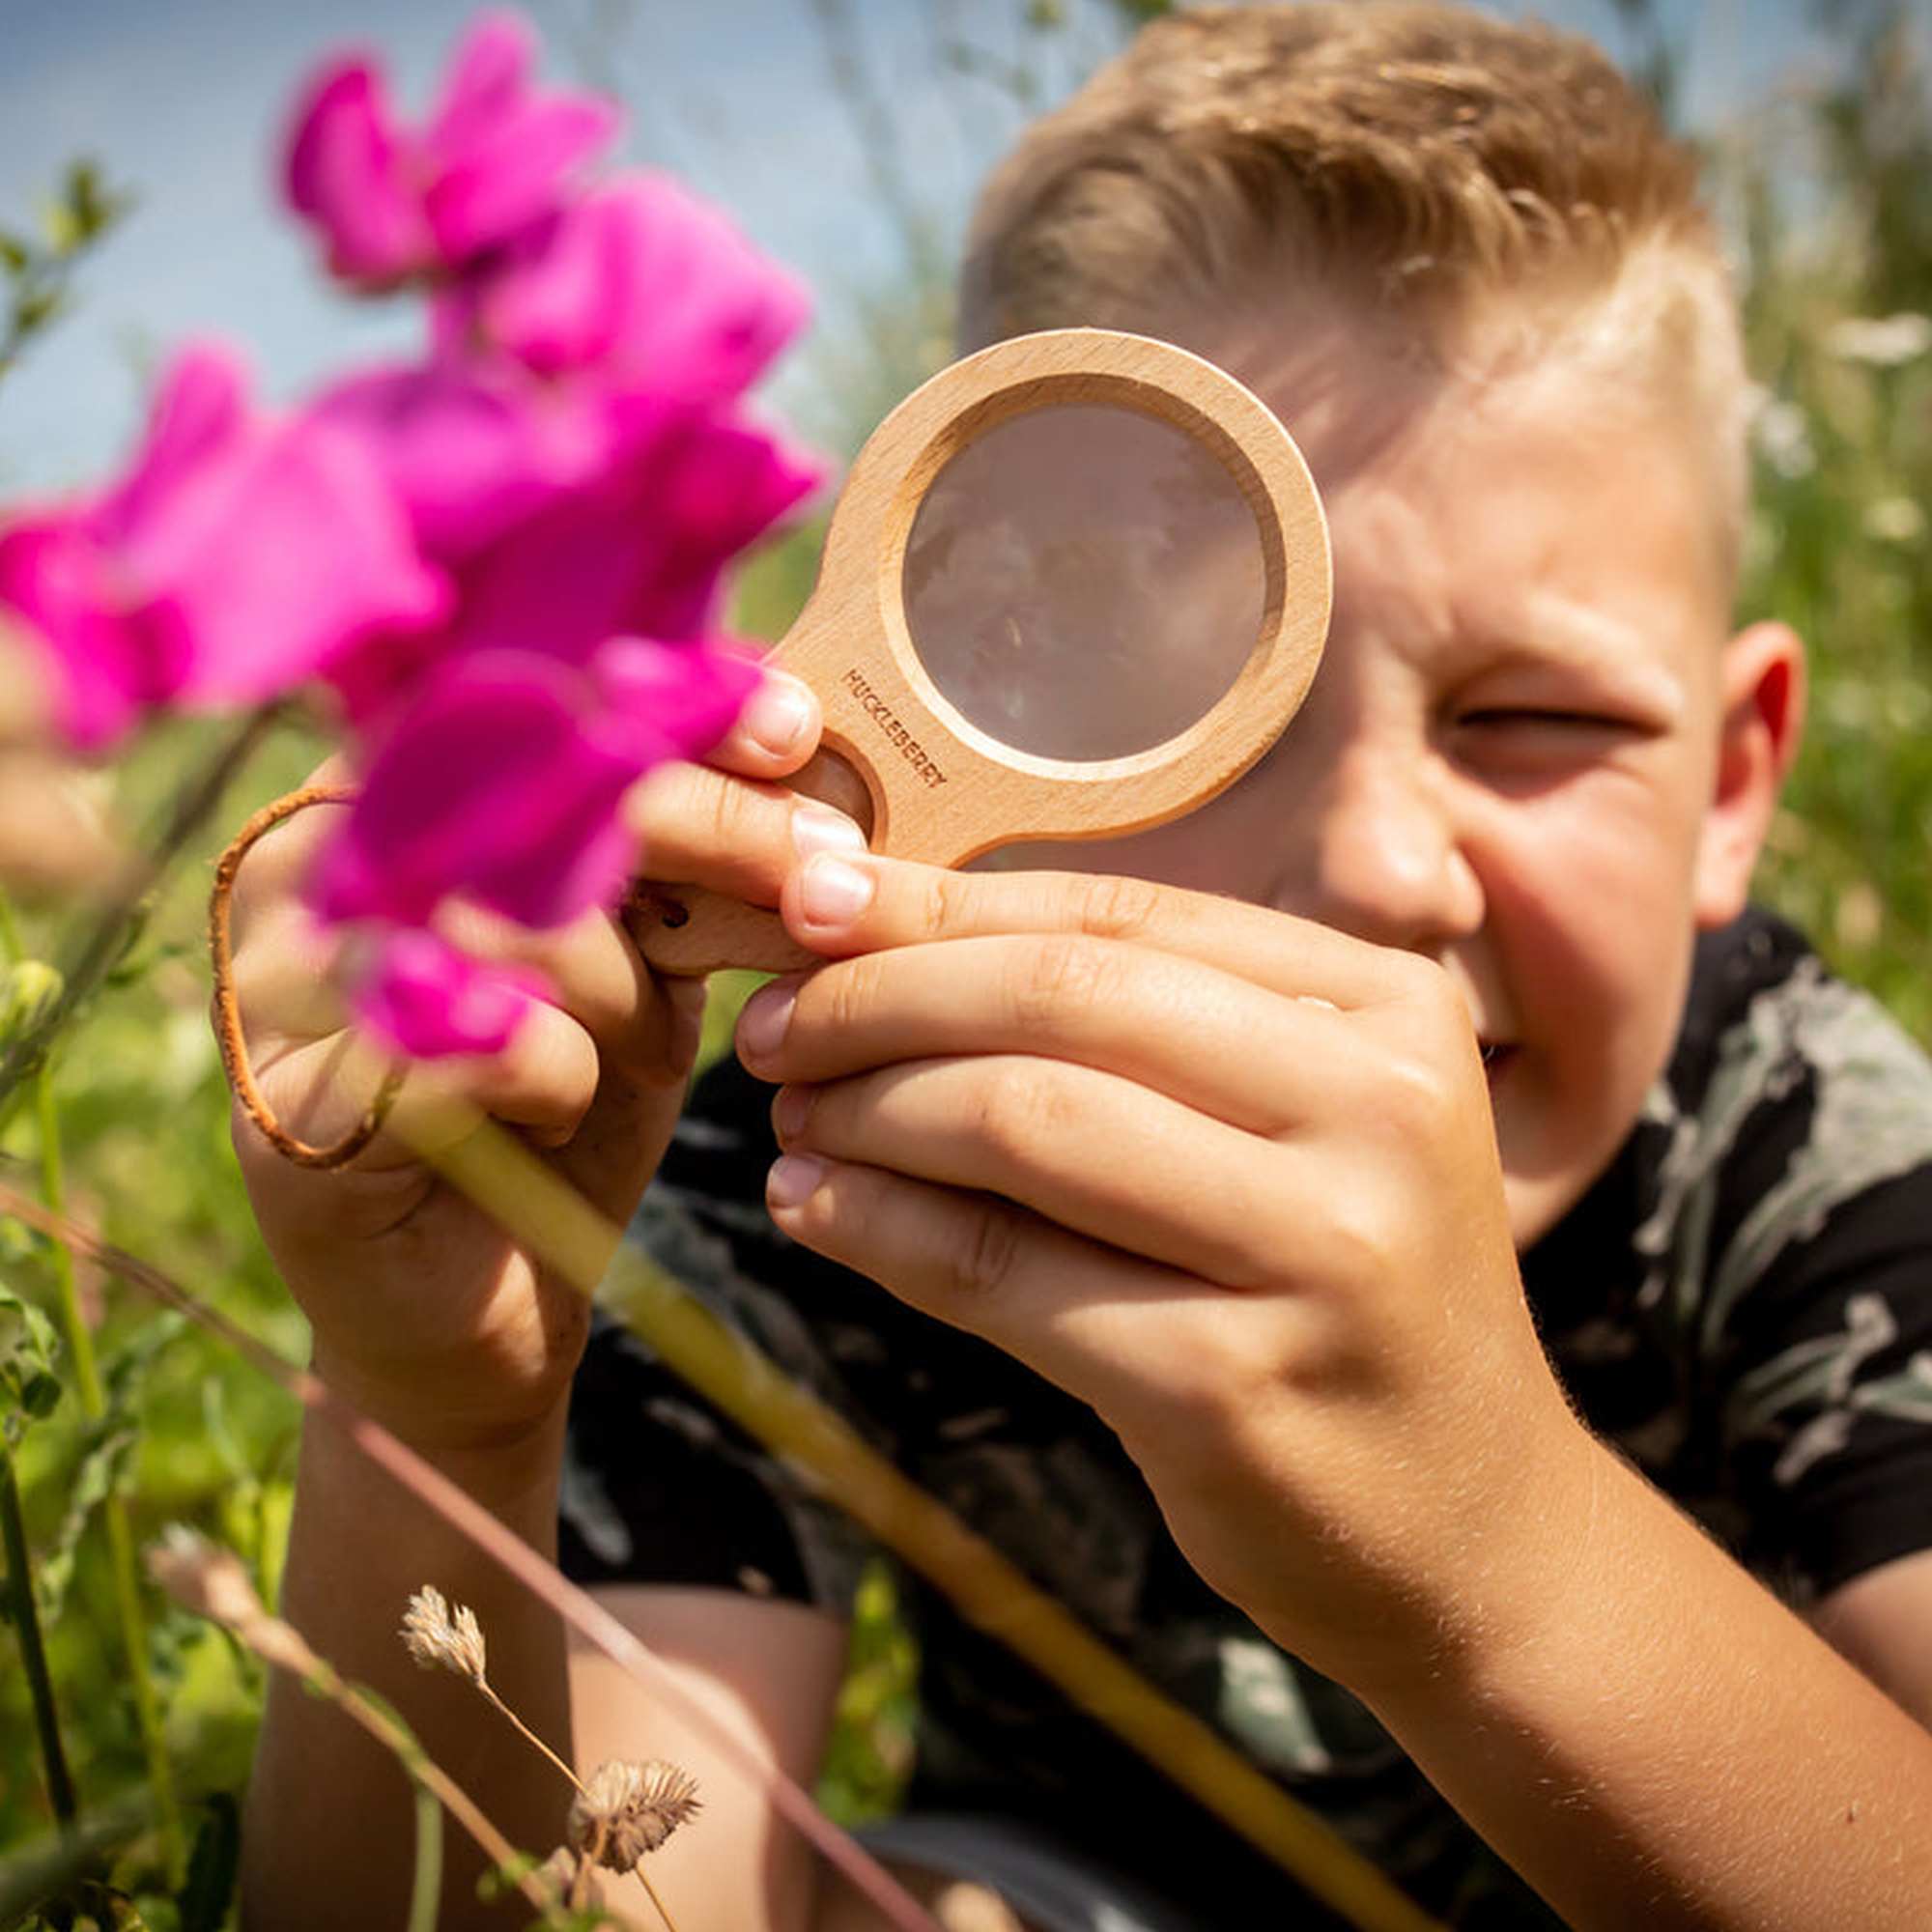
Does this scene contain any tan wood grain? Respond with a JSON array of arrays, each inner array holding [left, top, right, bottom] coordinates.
[[640, 327, 1331, 977]]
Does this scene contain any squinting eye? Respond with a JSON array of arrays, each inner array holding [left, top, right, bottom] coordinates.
[[1458, 709, 1632, 733]]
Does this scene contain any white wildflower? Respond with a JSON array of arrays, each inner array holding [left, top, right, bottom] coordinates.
[[1826, 312, 1932, 368]]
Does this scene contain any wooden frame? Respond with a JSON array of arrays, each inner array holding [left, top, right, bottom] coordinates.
[[641, 327, 1331, 976]]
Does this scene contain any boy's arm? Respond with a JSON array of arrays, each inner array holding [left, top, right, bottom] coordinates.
[[246, 1395, 848, 1931], [230, 676, 876, 1926], [1815, 1550, 1932, 1728], [739, 852, 1932, 1932]]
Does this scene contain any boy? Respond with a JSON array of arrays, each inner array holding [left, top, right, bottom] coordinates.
[[231, 7, 1932, 1928]]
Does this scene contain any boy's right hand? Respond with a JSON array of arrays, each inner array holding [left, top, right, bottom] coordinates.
[[228, 669, 859, 1458]]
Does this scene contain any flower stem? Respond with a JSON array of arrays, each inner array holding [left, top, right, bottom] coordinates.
[[0, 1437, 76, 1828], [0, 701, 284, 1111], [405, 1776, 444, 1932], [31, 1058, 185, 1883], [478, 1677, 588, 1797]]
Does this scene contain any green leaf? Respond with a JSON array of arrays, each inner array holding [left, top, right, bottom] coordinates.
[[0, 1284, 63, 1433], [35, 1423, 138, 1624], [175, 1795, 240, 1932], [0, 229, 30, 274]]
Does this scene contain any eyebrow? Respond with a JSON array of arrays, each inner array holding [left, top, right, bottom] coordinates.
[[1467, 590, 1692, 721]]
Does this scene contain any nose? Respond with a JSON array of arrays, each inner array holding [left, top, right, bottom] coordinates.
[[1278, 743, 1485, 953]]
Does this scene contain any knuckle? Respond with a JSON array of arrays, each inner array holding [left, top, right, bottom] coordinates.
[[819, 952, 889, 1034], [1376, 1047, 1455, 1139], [1010, 934, 1109, 1030], [968, 1060, 1061, 1163], [952, 1200, 1025, 1297], [1074, 870, 1163, 942], [919, 865, 972, 938]]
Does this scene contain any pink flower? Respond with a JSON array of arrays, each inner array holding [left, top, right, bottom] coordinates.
[[0, 344, 446, 751], [285, 11, 617, 289], [309, 641, 758, 934], [350, 926, 550, 1058], [307, 356, 622, 564], [450, 408, 826, 661], [451, 174, 811, 403], [320, 393, 821, 728]]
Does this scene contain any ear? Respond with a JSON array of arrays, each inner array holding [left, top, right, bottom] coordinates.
[[1694, 619, 1806, 929]]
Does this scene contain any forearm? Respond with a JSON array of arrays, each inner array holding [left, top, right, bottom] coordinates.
[[242, 1394, 575, 1929], [1349, 1435, 1932, 1932]]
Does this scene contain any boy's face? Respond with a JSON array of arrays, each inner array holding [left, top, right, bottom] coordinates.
[[1006, 326, 1793, 1246]]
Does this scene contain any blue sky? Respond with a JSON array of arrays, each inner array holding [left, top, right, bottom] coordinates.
[[0, 0, 1838, 495]]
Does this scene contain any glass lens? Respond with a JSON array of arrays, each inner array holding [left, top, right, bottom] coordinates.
[[902, 404, 1265, 761]]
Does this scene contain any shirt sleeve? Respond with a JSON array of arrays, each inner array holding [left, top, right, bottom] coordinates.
[[1721, 1158, 1932, 1603], [1688, 932, 1932, 1605]]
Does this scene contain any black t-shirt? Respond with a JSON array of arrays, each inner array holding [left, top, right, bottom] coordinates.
[[560, 908, 1932, 1927]]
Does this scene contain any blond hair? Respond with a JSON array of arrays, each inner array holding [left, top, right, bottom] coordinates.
[[960, 2, 1747, 575]]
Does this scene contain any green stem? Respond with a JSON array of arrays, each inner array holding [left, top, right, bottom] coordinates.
[[0, 1436, 76, 1827], [0, 701, 283, 1110], [405, 1776, 444, 1932], [33, 1059, 185, 1883]]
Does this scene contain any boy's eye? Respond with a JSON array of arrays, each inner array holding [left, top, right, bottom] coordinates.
[[1456, 708, 1634, 733]]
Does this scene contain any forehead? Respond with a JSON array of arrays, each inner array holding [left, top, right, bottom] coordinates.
[[1247, 338, 1733, 672]]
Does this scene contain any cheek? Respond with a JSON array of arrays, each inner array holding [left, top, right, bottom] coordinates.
[[983, 777, 1285, 896]]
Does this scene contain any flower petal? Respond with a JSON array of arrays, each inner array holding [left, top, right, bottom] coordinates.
[[308, 650, 648, 931], [469, 174, 810, 401], [420, 11, 618, 263], [283, 58, 423, 285], [350, 926, 548, 1058]]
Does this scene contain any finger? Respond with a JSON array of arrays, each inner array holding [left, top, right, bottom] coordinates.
[[625, 760, 867, 907], [705, 668, 823, 779], [225, 758, 355, 945], [763, 1153, 1232, 1429], [251, 993, 601, 1170], [778, 854, 1422, 1009], [774, 1055, 1287, 1290], [736, 934, 1365, 1135]]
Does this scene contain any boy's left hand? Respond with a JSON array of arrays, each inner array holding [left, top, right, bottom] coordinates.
[[733, 851, 1601, 1693]]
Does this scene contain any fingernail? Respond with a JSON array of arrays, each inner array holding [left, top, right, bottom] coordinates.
[[740, 676, 813, 756], [736, 982, 796, 1064], [767, 1152, 825, 1208], [772, 1084, 814, 1141], [791, 805, 868, 859], [798, 853, 874, 927]]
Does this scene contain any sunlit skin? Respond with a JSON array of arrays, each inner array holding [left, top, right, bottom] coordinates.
[[231, 311, 1932, 1932], [993, 334, 1793, 1243]]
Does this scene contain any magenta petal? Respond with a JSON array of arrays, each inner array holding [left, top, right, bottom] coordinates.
[[310, 360, 614, 562], [124, 412, 448, 707], [0, 523, 187, 751], [97, 343, 249, 540], [474, 175, 810, 402], [592, 637, 761, 763], [421, 11, 617, 263], [307, 651, 650, 931], [450, 407, 824, 666], [350, 926, 548, 1059], [424, 11, 537, 152], [283, 59, 423, 284]]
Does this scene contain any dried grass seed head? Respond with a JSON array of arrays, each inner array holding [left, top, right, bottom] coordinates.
[[569, 1757, 703, 1870], [148, 1524, 268, 1629], [400, 1583, 489, 1687]]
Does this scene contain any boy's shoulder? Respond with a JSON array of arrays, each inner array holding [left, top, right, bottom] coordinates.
[[1531, 905, 1932, 1602]]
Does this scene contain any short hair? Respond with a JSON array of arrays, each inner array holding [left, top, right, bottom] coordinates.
[[959, 2, 1747, 581]]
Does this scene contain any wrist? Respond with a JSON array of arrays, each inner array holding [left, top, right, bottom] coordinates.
[[1346, 1405, 1621, 1711], [304, 1345, 574, 1513]]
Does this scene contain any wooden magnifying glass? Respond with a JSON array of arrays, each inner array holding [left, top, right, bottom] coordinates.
[[638, 327, 1331, 977]]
